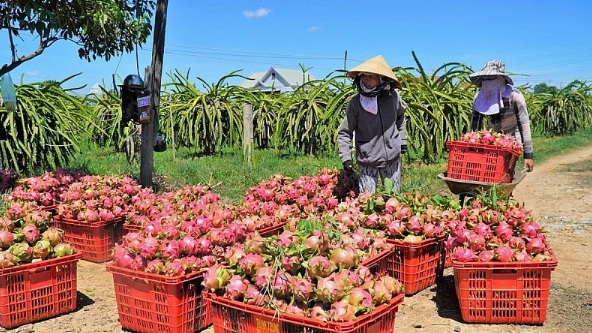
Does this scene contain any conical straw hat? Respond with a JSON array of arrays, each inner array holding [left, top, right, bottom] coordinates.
[[347, 55, 399, 84]]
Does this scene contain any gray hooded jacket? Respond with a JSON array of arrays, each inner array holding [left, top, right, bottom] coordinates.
[[338, 91, 407, 167]]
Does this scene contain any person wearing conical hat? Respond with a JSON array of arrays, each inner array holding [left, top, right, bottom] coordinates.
[[469, 60, 534, 172], [337, 55, 407, 194]]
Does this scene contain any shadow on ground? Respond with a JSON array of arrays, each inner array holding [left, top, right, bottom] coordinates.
[[76, 291, 95, 310], [433, 273, 463, 321]]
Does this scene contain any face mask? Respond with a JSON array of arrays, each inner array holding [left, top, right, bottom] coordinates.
[[474, 77, 512, 115]]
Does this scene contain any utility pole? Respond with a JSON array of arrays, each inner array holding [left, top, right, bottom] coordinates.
[[140, 0, 169, 188], [343, 50, 348, 84]]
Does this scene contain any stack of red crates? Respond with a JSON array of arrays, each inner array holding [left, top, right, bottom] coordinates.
[[446, 141, 521, 183]]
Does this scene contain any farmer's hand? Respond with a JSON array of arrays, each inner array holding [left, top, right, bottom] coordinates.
[[343, 160, 355, 174], [524, 159, 534, 172]]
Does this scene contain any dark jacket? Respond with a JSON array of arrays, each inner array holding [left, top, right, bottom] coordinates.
[[338, 90, 406, 167]]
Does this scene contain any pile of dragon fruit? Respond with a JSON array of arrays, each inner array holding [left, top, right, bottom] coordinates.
[[330, 191, 459, 243], [6, 169, 83, 206], [114, 197, 248, 276], [445, 198, 554, 262], [458, 129, 524, 152], [0, 201, 76, 268], [203, 218, 403, 322], [1, 166, 556, 272], [55, 175, 143, 222]]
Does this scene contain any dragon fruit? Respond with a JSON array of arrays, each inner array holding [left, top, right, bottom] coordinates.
[[32, 239, 52, 259], [329, 300, 357, 321], [306, 255, 336, 279], [316, 275, 345, 304], [0, 230, 15, 249], [145, 259, 166, 274], [0, 250, 16, 268], [139, 236, 159, 259], [224, 275, 250, 300], [244, 285, 265, 306], [239, 253, 266, 275], [8, 242, 32, 262], [310, 303, 330, 322], [21, 224, 40, 243], [293, 277, 314, 302], [253, 266, 274, 289], [164, 259, 185, 277]]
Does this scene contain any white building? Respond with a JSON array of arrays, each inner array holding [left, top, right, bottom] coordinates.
[[239, 67, 316, 92]]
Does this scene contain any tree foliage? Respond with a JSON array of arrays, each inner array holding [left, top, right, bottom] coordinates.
[[0, 0, 155, 76], [532, 83, 558, 95]]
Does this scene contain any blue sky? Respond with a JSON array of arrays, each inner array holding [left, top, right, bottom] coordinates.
[[3, 0, 592, 95]]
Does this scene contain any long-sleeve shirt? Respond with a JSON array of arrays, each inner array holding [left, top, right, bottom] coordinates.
[[470, 90, 534, 159], [337, 91, 406, 167]]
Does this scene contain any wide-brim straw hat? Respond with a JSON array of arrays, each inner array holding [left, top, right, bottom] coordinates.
[[469, 60, 514, 87], [347, 55, 400, 85]]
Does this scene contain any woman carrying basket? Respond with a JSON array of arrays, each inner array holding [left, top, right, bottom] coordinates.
[[469, 60, 534, 172]]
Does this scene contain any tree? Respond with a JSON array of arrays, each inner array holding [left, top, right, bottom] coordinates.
[[0, 0, 155, 77], [533, 82, 558, 95]]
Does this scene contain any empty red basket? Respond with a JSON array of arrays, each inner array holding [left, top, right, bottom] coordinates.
[[386, 238, 443, 295], [0, 253, 82, 329], [453, 259, 557, 324], [53, 216, 123, 263], [446, 141, 521, 183], [107, 263, 211, 333], [206, 292, 404, 333]]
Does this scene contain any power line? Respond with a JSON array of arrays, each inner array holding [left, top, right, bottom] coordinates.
[[168, 44, 359, 61], [510, 44, 592, 66], [138, 48, 346, 72]]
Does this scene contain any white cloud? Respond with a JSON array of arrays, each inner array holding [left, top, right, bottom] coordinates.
[[89, 83, 102, 96], [25, 71, 39, 76], [243, 7, 271, 18], [308, 26, 320, 32]]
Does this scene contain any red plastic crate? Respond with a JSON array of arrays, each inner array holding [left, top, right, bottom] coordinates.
[[386, 238, 442, 295], [435, 246, 453, 280], [53, 216, 123, 263], [446, 141, 521, 183], [106, 264, 211, 333], [122, 223, 142, 236], [256, 222, 288, 237], [453, 259, 558, 324], [360, 247, 392, 278], [445, 250, 453, 268], [0, 253, 82, 329], [206, 292, 404, 333]]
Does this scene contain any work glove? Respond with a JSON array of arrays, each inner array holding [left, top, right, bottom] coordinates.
[[343, 160, 355, 174], [401, 144, 408, 154]]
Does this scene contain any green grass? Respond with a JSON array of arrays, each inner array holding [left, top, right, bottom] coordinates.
[[64, 128, 592, 203], [530, 127, 592, 164]]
